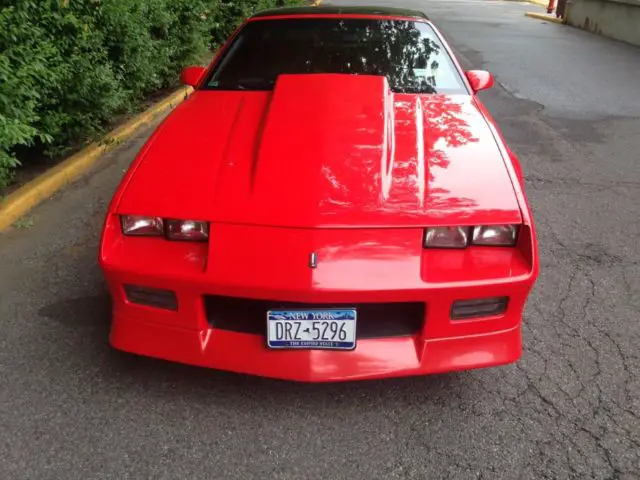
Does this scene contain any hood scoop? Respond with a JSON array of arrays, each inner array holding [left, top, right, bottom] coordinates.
[[213, 73, 397, 227]]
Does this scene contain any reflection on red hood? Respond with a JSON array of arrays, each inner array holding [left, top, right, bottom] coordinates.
[[118, 74, 522, 227]]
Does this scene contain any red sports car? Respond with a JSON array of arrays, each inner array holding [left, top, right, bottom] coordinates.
[[99, 6, 539, 382]]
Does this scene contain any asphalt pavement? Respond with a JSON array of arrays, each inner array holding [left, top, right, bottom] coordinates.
[[1, 0, 639, 478]]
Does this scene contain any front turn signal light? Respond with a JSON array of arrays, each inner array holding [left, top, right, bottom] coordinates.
[[451, 297, 509, 320], [124, 284, 178, 311]]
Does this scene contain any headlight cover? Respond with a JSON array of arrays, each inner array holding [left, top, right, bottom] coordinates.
[[120, 215, 163, 236], [165, 219, 209, 242], [424, 226, 470, 249], [472, 225, 519, 246]]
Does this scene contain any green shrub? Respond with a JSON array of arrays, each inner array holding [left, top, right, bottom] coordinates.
[[0, 0, 300, 187]]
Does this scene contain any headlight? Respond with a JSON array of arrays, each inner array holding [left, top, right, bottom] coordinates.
[[165, 219, 209, 242], [424, 224, 519, 248], [121, 215, 163, 236], [471, 225, 518, 246], [424, 226, 469, 249], [120, 215, 209, 241]]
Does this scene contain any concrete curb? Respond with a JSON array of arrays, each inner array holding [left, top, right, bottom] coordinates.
[[524, 11, 565, 24], [0, 86, 193, 232]]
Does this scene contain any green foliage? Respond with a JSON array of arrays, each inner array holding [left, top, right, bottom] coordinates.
[[0, 0, 300, 186]]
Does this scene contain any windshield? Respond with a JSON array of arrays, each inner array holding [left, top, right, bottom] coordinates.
[[202, 18, 467, 94]]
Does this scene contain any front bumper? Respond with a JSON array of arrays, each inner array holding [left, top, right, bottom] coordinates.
[[100, 221, 537, 381], [110, 313, 522, 382]]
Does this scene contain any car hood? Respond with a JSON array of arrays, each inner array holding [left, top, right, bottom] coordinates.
[[119, 74, 522, 227]]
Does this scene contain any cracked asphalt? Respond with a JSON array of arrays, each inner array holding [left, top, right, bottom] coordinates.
[[1, 0, 639, 478]]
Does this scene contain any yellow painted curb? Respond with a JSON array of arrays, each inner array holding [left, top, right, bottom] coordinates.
[[524, 12, 565, 24], [0, 86, 193, 232], [523, 0, 548, 7]]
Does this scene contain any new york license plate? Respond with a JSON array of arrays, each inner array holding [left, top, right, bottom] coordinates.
[[267, 309, 357, 350]]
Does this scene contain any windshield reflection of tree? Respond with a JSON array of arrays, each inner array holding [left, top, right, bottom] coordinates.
[[319, 20, 441, 94], [212, 19, 446, 93]]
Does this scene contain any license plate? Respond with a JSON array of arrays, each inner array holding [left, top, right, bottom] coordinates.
[[267, 309, 357, 350]]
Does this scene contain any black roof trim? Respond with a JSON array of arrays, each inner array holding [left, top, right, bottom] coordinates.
[[250, 5, 429, 21]]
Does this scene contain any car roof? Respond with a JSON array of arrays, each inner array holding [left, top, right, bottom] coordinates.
[[250, 5, 429, 21]]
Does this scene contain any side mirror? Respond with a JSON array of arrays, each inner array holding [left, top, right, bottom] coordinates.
[[465, 70, 494, 93], [180, 66, 207, 87]]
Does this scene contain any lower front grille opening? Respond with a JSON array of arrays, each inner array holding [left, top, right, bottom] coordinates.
[[204, 296, 425, 339]]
